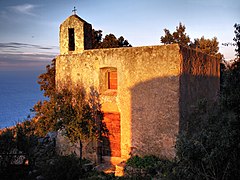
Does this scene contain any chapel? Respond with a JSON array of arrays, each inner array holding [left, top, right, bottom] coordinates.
[[56, 14, 220, 164]]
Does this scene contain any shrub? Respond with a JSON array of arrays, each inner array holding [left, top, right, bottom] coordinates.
[[126, 155, 174, 178], [126, 155, 159, 169], [174, 101, 240, 180], [0, 125, 36, 180], [40, 154, 84, 180]]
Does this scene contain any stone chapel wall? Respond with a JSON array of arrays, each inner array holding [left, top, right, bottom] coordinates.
[[56, 44, 182, 160], [179, 46, 220, 133], [56, 15, 220, 160]]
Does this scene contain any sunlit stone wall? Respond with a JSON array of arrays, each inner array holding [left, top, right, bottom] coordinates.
[[59, 15, 92, 55], [56, 15, 220, 161]]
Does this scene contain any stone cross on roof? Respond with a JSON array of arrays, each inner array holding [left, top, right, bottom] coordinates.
[[72, 6, 77, 15]]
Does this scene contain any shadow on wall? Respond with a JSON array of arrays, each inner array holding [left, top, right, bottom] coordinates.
[[179, 73, 219, 134], [86, 86, 114, 162], [101, 112, 121, 158], [130, 74, 219, 159]]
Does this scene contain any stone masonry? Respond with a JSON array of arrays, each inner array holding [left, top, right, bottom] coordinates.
[[55, 15, 220, 162]]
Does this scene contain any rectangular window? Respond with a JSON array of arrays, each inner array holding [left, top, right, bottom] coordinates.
[[68, 28, 75, 51], [108, 71, 117, 89]]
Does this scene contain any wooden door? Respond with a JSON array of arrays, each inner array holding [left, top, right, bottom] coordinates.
[[102, 113, 121, 157]]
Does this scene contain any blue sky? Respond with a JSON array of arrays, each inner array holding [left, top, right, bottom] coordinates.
[[0, 0, 239, 70]]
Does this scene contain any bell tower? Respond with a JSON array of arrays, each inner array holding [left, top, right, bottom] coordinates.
[[59, 13, 92, 55]]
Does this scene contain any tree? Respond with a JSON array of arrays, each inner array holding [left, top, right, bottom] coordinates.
[[221, 23, 240, 114], [101, 34, 131, 48], [190, 36, 223, 59], [54, 87, 106, 162], [118, 36, 131, 47], [174, 23, 240, 180], [160, 22, 190, 46], [37, 59, 56, 97], [92, 29, 132, 49], [234, 23, 240, 58], [92, 29, 103, 49], [101, 34, 119, 48], [160, 23, 223, 58], [33, 98, 58, 136], [33, 59, 57, 136], [0, 121, 38, 178]]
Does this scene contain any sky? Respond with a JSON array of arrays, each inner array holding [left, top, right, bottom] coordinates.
[[0, 0, 239, 71]]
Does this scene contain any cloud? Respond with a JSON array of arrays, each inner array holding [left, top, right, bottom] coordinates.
[[0, 53, 55, 70], [9, 4, 37, 16], [0, 42, 58, 51], [0, 42, 58, 70]]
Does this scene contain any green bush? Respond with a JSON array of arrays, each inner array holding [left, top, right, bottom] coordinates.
[[172, 24, 240, 180], [126, 155, 174, 178], [126, 155, 159, 168], [173, 101, 240, 180]]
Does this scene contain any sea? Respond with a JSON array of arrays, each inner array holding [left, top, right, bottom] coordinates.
[[0, 70, 46, 129]]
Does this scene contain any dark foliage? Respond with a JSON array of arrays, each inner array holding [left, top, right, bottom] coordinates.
[[92, 29, 131, 49], [0, 121, 38, 179], [33, 59, 57, 136], [234, 23, 240, 58], [54, 87, 107, 162], [160, 23, 223, 59], [172, 23, 240, 180], [190, 36, 223, 59], [126, 155, 174, 179], [40, 155, 83, 180], [37, 59, 56, 98], [160, 23, 190, 46], [174, 102, 240, 179]]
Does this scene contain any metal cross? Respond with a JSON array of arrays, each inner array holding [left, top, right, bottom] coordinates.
[[72, 6, 77, 15]]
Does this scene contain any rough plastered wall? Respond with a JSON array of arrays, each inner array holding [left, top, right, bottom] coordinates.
[[179, 46, 220, 133], [129, 46, 181, 159], [59, 15, 92, 55], [56, 131, 97, 162], [56, 44, 182, 160]]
